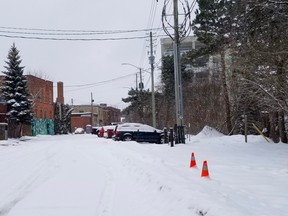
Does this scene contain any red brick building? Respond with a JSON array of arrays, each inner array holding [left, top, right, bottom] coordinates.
[[0, 75, 55, 135], [71, 112, 92, 132], [26, 75, 55, 135], [26, 75, 54, 120], [71, 104, 121, 132]]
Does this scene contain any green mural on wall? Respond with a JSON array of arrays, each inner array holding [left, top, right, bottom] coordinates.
[[32, 118, 55, 136]]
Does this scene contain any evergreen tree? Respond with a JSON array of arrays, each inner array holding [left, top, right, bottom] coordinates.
[[159, 55, 192, 127], [54, 103, 72, 134], [193, 0, 234, 134], [122, 88, 151, 123], [1, 44, 33, 138]]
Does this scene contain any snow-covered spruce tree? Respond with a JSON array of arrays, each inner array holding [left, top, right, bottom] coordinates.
[[2, 43, 33, 138], [192, 0, 235, 134]]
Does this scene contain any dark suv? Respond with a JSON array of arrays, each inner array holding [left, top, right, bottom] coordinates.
[[113, 123, 165, 144]]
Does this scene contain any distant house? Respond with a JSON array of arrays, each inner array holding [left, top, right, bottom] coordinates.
[[71, 104, 121, 132], [70, 112, 92, 132]]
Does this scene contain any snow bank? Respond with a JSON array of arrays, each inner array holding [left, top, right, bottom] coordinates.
[[195, 125, 224, 138]]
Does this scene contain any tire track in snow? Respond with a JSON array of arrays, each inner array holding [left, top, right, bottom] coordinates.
[[0, 143, 61, 216], [74, 143, 117, 216]]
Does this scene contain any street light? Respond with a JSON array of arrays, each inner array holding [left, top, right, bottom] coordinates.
[[122, 63, 156, 127], [121, 63, 144, 91]]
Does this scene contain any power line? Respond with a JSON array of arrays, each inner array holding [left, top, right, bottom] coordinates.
[[64, 73, 136, 92], [0, 26, 164, 33], [0, 29, 158, 36], [138, 0, 159, 68], [0, 34, 149, 41], [0, 25, 169, 41]]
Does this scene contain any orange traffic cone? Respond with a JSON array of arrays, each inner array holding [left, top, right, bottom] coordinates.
[[201, 161, 209, 177], [190, 152, 196, 168]]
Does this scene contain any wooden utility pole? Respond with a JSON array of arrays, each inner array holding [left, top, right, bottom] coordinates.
[[149, 32, 156, 128], [91, 92, 94, 126], [173, 0, 184, 127]]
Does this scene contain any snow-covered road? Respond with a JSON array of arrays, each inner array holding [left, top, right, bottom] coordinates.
[[0, 132, 287, 216]]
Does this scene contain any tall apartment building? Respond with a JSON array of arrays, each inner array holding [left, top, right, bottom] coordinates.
[[161, 36, 206, 56], [161, 36, 220, 80]]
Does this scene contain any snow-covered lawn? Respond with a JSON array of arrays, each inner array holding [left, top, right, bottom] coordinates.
[[0, 128, 287, 216]]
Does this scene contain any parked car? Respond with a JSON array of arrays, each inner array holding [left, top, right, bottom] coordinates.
[[103, 125, 117, 138], [91, 126, 102, 135], [113, 123, 165, 144], [74, 127, 84, 134], [98, 127, 104, 137]]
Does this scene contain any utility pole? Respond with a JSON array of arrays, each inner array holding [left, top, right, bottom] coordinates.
[[149, 31, 156, 128], [173, 0, 184, 127], [162, 0, 192, 143], [91, 92, 94, 126], [121, 62, 146, 124], [136, 73, 138, 90], [139, 68, 143, 91]]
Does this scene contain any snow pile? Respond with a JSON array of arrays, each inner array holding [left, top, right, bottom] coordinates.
[[195, 125, 224, 138]]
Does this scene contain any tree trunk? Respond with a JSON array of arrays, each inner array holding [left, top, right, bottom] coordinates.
[[276, 60, 287, 143], [269, 112, 280, 143], [220, 50, 233, 134], [278, 111, 287, 143]]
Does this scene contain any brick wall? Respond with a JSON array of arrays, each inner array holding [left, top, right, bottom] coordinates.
[[71, 114, 91, 132], [72, 105, 121, 126], [56, 82, 64, 104], [0, 103, 7, 122], [26, 75, 54, 120]]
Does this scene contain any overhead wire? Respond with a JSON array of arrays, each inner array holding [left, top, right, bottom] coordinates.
[[0, 34, 149, 41], [138, 0, 158, 69], [0, 26, 163, 34], [64, 73, 136, 92], [0, 25, 167, 41], [1, 1, 197, 91]]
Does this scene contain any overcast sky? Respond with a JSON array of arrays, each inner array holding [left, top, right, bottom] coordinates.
[[0, 0, 168, 108], [0, 0, 195, 110]]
